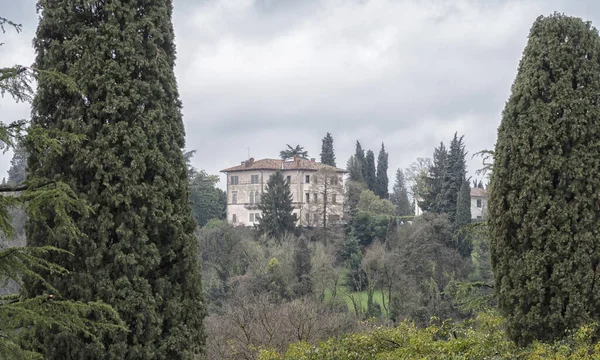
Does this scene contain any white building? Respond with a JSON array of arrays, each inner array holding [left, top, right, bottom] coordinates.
[[470, 187, 488, 221], [413, 187, 488, 221], [220, 157, 347, 227]]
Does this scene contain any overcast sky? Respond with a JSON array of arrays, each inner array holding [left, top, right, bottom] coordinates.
[[1, 0, 599, 189]]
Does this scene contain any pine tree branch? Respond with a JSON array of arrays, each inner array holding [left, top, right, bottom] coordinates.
[[0, 183, 27, 192]]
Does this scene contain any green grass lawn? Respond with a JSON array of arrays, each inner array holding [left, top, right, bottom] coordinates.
[[323, 286, 389, 317]]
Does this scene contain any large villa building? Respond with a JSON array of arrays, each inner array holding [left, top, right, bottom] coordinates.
[[220, 157, 347, 227]]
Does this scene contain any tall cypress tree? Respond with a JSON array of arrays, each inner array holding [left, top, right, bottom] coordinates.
[[489, 13, 600, 345], [419, 142, 447, 212], [365, 150, 376, 192], [355, 141, 367, 181], [25, 2, 204, 358], [390, 169, 411, 216], [439, 133, 467, 221], [320, 132, 336, 167], [257, 171, 296, 239], [375, 143, 389, 199], [454, 178, 472, 256]]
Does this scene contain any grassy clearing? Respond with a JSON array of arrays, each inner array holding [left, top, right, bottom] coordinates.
[[323, 287, 389, 317]]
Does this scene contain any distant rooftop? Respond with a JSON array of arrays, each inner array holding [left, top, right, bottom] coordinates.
[[470, 187, 488, 197], [220, 157, 347, 173]]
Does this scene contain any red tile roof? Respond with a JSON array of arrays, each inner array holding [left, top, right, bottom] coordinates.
[[220, 157, 347, 173], [470, 188, 488, 197]]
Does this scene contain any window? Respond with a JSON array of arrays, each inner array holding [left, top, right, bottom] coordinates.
[[251, 175, 259, 184], [305, 175, 310, 184], [249, 213, 255, 222], [305, 193, 310, 203], [331, 176, 338, 185], [231, 191, 237, 204], [329, 214, 340, 222], [230, 176, 239, 185], [476, 199, 482, 208], [477, 216, 482, 220], [249, 191, 255, 205], [313, 193, 318, 202], [232, 214, 237, 223], [332, 194, 337, 204], [287, 175, 291, 183]]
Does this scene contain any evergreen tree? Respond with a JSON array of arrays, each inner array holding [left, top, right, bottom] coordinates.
[[25, 2, 205, 358], [375, 143, 389, 199], [419, 142, 447, 213], [257, 171, 296, 239], [280, 144, 309, 160], [439, 133, 466, 222], [355, 141, 367, 181], [7, 142, 27, 185], [390, 169, 412, 216], [489, 13, 600, 346], [293, 237, 313, 296], [346, 155, 364, 183], [454, 178, 472, 257], [320, 132, 336, 167], [365, 150, 377, 191]]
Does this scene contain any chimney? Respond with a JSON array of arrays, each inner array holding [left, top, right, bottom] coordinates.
[[310, 158, 315, 163], [249, 157, 254, 165], [293, 155, 300, 167]]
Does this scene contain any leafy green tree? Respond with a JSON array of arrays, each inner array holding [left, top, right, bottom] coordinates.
[[257, 172, 296, 239], [24, 2, 205, 358], [189, 170, 227, 227], [390, 169, 412, 216], [280, 144, 308, 160], [419, 143, 447, 213], [405, 157, 431, 200], [319, 132, 336, 167], [454, 178, 472, 257], [489, 13, 600, 346], [439, 133, 467, 221], [365, 150, 376, 191], [375, 143, 389, 199]]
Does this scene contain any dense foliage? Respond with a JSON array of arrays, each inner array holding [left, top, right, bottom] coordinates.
[[375, 143, 389, 199], [260, 312, 600, 360], [24, 1, 205, 358], [189, 170, 226, 227], [489, 13, 600, 346], [390, 169, 412, 216]]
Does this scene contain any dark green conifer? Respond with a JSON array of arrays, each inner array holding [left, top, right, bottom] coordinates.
[[320, 132, 336, 167], [25, 1, 205, 358], [375, 143, 389, 199], [355, 141, 367, 181], [419, 142, 447, 212], [489, 13, 600, 345], [390, 169, 411, 216], [346, 156, 364, 183], [439, 133, 466, 221], [257, 171, 296, 239], [454, 178, 472, 256], [365, 150, 376, 192]]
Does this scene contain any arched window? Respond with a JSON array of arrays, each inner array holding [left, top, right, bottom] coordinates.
[[249, 191, 255, 205]]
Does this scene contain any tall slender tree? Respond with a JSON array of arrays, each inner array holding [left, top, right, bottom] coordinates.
[[390, 169, 412, 216], [454, 178, 472, 256], [365, 150, 377, 192], [375, 143, 389, 199], [320, 132, 336, 167], [355, 141, 367, 181], [25, 2, 205, 358], [440, 133, 467, 221], [489, 13, 600, 345], [257, 171, 296, 239], [419, 142, 447, 213]]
